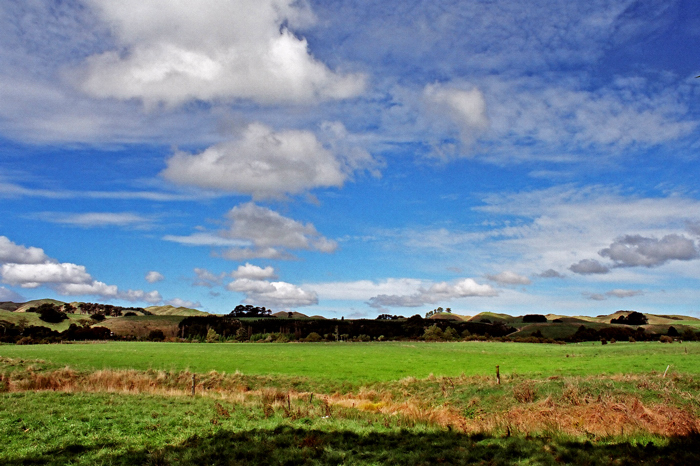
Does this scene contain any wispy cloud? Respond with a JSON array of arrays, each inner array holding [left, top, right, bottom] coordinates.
[[29, 212, 157, 229]]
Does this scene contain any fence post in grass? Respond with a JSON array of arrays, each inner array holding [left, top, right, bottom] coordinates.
[[191, 374, 196, 396], [663, 365, 670, 378], [496, 365, 501, 385]]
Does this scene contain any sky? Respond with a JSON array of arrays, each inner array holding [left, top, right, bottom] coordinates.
[[2, 0, 700, 318]]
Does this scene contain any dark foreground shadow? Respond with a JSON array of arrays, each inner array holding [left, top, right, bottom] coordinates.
[[7, 427, 700, 465]]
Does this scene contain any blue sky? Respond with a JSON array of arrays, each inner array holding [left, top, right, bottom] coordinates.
[[2, 0, 700, 318]]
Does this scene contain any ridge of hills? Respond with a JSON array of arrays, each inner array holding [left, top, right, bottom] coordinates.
[[0, 299, 205, 317]]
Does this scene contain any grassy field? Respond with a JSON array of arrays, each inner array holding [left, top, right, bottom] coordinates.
[[2, 352, 700, 465], [1, 340, 698, 383], [3, 341, 700, 464]]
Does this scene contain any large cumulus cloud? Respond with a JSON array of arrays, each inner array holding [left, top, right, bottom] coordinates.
[[78, 0, 366, 107]]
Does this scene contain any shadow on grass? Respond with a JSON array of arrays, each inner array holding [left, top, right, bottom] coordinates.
[[6, 427, 700, 465]]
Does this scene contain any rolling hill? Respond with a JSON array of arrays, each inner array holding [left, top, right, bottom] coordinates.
[[144, 305, 208, 316]]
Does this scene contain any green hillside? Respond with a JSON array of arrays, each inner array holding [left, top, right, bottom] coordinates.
[[14, 299, 67, 313], [144, 305, 207, 316], [0, 309, 90, 332]]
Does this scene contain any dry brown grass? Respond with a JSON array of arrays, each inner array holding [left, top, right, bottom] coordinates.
[[1, 364, 699, 438]]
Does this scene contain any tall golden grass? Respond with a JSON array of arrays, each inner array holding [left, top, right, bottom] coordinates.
[[1, 362, 698, 438]]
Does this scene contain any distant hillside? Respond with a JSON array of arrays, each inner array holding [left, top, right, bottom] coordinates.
[[0, 302, 23, 312], [273, 311, 310, 319], [468, 312, 513, 323], [145, 305, 207, 316], [99, 315, 184, 338], [14, 299, 67, 313], [427, 312, 467, 321], [0, 309, 88, 332]]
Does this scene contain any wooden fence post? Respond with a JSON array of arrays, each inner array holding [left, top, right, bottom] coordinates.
[[191, 374, 196, 396], [496, 365, 501, 385]]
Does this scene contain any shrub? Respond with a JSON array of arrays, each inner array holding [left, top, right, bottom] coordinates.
[[668, 326, 680, 337], [629, 337, 636, 343], [206, 328, 219, 343], [90, 313, 106, 322], [523, 314, 547, 323], [423, 324, 444, 341], [304, 332, 322, 342], [148, 329, 166, 341], [124, 311, 138, 317], [28, 303, 68, 323], [235, 327, 248, 341], [659, 335, 673, 343], [443, 327, 459, 341], [601, 338, 607, 345]]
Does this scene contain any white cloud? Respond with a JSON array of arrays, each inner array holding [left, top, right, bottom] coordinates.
[[220, 202, 337, 259], [0, 235, 162, 304], [606, 289, 643, 298], [368, 278, 497, 308], [232, 263, 277, 280], [164, 203, 336, 260], [585, 288, 643, 301], [479, 76, 696, 161], [33, 212, 155, 228], [538, 269, 565, 278], [424, 83, 489, 146], [78, 0, 365, 107], [0, 180, 219, 202], [569, 259, 610, 275], [599, 234, 699, 268], [486, 271, 531, 286], [163, 233, 248, 247], [162, 123, 349, 198], [1, 262, 93, 288], [145, 271, 164, 283], [307, 278, 424, 301], [220, 247, 292, 261], [0, 236, 51, 264], [193, 268, 227, 287], [227, 278, 317, 309], [54, 281, 163, 303], [166, 297, 201, 308], [53, 280, 117, 296]]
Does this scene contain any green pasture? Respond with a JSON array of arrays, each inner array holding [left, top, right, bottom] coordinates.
[[4, 390, 699, 465], [1, 341, 698, 382]]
